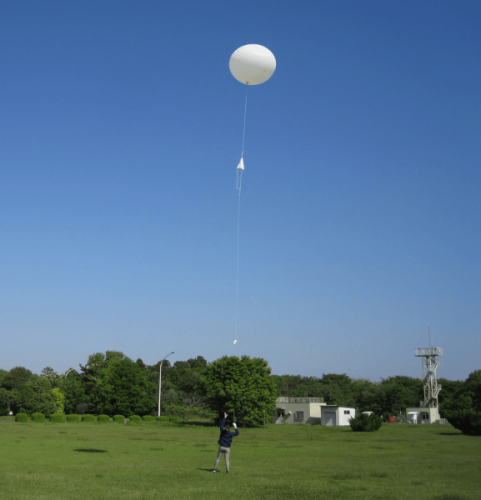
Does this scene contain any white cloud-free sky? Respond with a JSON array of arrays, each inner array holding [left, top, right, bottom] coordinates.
[[1, 0, 480, 381]]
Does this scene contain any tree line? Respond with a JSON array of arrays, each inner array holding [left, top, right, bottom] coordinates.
[[271, 372, 473, 418], [1, 351, 479, 428]]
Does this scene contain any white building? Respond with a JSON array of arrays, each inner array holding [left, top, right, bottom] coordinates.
[[272, 397, 326, 425], [320, 405, 356, 426], [406, 407, 438, 424]]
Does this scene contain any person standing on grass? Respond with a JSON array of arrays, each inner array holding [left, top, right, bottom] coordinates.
[[213, 412, 239, 473]]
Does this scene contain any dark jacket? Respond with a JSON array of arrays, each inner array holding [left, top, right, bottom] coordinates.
[[217, 417, 239, 448]]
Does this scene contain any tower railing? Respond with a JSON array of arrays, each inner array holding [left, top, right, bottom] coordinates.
[[414, 347, 442, 357]]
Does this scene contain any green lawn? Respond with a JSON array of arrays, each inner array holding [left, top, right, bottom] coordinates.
[[0, 420, 479, 500]]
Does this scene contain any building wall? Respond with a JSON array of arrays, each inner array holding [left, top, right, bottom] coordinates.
[[406, 407, 438, 423], [321, 406, 356, 426], [321, 408, 337, 426], [338, 407, 356, 426], [272, 398, 325, 425]]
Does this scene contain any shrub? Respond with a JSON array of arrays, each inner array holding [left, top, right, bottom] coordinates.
[[156, 416, 169, 422], [113, 415, 125, 423], [15, 413, 28, 423], [129, 415, 141, 423], [31, 413, 45, 423], [49, 414, 64, 423], [443, 409, 481, 435], [66, 414, 80, 423], [350, 412, 383, 432], [169, 416, 182, 423], [82, 414, 96, 423], [142, 415, 154, 421], [98, 414, 110, 423]]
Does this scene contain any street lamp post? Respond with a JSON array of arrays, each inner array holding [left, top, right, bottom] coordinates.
[[64, 368, 75, 381], [158, 352, 174, 417], [64, 366, 81, 384]]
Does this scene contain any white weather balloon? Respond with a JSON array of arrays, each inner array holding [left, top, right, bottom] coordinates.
[[230, 44, 276, 349], [229, 44, 276, 86]]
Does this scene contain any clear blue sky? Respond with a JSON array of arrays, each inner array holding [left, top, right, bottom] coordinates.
[[1, 0, 480, 381]]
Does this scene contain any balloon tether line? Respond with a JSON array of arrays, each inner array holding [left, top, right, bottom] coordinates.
[[235, 85, 248, 342], [241, 85, 248, 157]]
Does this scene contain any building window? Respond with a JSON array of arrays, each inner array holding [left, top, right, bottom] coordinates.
[[344, 410, 350, 415], [277, 409, 285, 417], [294, 411, 304, 420]]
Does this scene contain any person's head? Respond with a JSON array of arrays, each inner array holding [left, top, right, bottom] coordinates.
[[223, 424, 230, 433]]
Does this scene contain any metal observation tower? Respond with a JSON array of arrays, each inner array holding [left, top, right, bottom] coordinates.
[[414, 347, 442, 418]]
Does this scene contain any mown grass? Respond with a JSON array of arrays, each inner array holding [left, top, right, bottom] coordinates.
[[0, 420, 479, 500]]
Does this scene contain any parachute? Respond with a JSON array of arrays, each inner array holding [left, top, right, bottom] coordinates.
[[230, 45, 276, 345]]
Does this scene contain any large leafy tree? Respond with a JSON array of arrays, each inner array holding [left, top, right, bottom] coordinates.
[[170, 357, 208, 394], [41, 367, 60, 388], [90, 358, 153, 417], [199, 355, 277, 427], [0, 388, 10, 414], [438, 378, 465, 412], [320, 374, 356, 406], [351, 379, 380, 412], [1, 367, 33, 391], [10, 377, 56, 416], [80, 351, 127, 396], [374, 376, 423, 417], [464, 370, 481, 409], [51, 388, 65, 414], [0, 369, 8, 387], [443, 370, 481, 435], [144, 359, 173, 394], [63, 372, 88, 414]]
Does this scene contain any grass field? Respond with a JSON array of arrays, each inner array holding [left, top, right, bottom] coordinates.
[[0, 419, 479, 500]]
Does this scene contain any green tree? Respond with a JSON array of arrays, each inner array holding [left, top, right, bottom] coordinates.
[[374, 376, 423, 417], [0, 369, 8, 387], [51, 388, 65, 414], [352, 379, 380, 412], [80, 351, 127, 396], [199, 355, 277, 427], [319, 374, 356, 406], [438, 378, 465, 413], [10, 377, 56, 416], [63, 373, 88, 414], [0, 388, 10, 414], [464, 370, 481, 410], [1, 367, 33, 391], [143, 359, 174, 398], [443, 370, 481, 435], [170, 357, 208, 394], [90, 358, 153, 417], [41, 367, 60, 388]]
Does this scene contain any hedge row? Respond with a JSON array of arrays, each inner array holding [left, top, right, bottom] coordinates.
[[13, 413, 182, 423]]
